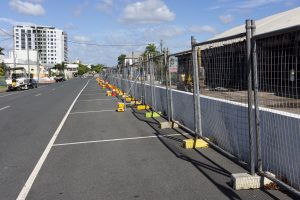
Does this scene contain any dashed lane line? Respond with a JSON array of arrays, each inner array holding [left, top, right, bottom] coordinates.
[[69, 109, 116, 115], [53, 133, 185, 147], [0, 105, 10, 111]]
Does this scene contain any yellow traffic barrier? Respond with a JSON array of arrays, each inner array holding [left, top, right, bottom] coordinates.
[[117, 102, 125, 112], [130, 100, 142, 105], [125, 97, 135, 102], [106, 91, 112, 96], [183, 138, 209, 149]]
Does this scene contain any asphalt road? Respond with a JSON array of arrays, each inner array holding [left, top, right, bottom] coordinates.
[[0, 78, 90, 199], [0, 78, 296, 200]]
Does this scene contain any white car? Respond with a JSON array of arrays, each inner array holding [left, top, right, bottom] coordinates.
[[5, 67, 37, 91]]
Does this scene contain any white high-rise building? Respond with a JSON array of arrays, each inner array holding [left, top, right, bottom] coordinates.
[[13, 25, 68, 66]]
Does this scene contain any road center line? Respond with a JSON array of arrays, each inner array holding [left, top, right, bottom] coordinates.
[[16, 79, 91, 200], [53, 133, 185, 147], [69, 109, 116, 115], [0, 105, 10, 111], [77, 98, 115, 102], [81, 93, 104, 95]]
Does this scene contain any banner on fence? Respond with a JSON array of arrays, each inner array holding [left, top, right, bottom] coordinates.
[[168, 56, 178, 73]]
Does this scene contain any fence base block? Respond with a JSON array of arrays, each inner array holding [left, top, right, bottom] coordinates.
[[130, 101, 142, 105], [183, 139, 209, 149], [137, 105, 150, 110], [160, 121, 179, 129], [145, 112, 161, 118], [231, 173, 274, 190]]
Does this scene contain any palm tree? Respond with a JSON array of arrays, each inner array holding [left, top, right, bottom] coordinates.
[[0, 47, 4, 55]]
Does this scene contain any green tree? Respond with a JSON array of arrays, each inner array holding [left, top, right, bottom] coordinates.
[[117, 54, 126, 65], [91, 64, 104, 73], [142, 43, 160, 61], [0, 62, 7, 76], [0, 48, 6, 76], [77, 63, 90, 75], [53, 62, 66, 76]]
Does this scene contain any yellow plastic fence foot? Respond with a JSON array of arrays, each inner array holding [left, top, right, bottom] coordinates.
[[137, 105, 150, 110], [106, 91, 112, 96], [145, 112, 161, 118], [125, 97, 135, 102], [183, 138, 209, 149], [160, 121, 179, 129], [117, 102, 125, 112]]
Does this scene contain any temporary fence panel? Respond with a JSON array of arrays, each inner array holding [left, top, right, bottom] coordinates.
[[254, 26, 300, 191], [194, 34, 251, 164]]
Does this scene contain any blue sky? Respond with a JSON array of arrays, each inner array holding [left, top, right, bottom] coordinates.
[[1, 0, 300, 66]]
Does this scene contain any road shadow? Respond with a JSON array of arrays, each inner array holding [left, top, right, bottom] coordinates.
[[130, 107, 289, 200]]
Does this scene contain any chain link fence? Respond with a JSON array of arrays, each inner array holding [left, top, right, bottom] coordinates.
[[105, 21, 300, 196]]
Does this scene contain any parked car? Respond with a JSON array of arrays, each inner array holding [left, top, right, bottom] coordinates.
[[5, 67, 37, 91], [54, 75, 66, 82]]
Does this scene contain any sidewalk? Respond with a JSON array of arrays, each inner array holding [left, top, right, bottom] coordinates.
[[25, 80, 295, 200]]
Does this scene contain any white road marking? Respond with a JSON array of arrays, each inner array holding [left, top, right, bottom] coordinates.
[[77, 98, 115, 102], [81, 93, 103, 95], [16, 79, 91, 200], [0, 85, 48, 98], [69, 109, 116, 115], [35, 93, 41, 97], [52, 88, 56, 91], [53, 133, 185, 147], [0, 105, 10, 111]]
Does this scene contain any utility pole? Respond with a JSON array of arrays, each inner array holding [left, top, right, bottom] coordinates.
[[12, 27, 16, 75], [26, 32, 30, 78], [160, 40, 163, 53]]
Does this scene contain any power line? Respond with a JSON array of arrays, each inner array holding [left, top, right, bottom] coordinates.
[[0, 28, 14, 36], [68, 40, 151, 47], [0, 37, 13, 42]]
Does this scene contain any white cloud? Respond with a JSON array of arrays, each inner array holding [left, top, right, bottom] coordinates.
[[9, 0, 45, 16], [144, 26, 184, 40], [64, 23, 76, 30], [73, 1, 89, 17], [189, 25, 217, 35], [120, 0, 175, 24], [237, 0, 283, 9], [96, 0, 113, 13], [0, 17, 36, 26], [219, 14, 234, 24], [72, 35, 91, 43], [27, 0, 44, 2]]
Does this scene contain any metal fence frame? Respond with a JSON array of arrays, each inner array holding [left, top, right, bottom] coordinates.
[[105, 20, 300, 197]]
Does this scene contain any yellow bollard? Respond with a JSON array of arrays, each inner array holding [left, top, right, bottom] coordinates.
[[117, 102, 125, 112]]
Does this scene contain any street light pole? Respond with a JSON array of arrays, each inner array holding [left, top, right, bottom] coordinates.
[[26, 32, 30, 78]]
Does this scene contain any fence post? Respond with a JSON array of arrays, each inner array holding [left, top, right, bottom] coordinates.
[[246, 19, 255, 176], [149, 54, 154, 109], [191, 36, 203, 138], [164, 49, 171, 122], [168, 49, 174, 121], [251, 20, 262, 172]]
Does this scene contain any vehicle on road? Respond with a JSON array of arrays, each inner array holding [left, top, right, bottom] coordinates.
[[54, 74, 66, 82], [5, 67, 37, 91]]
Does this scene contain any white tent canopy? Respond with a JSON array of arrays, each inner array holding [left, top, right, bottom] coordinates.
[[210, 7, 300, 41]]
